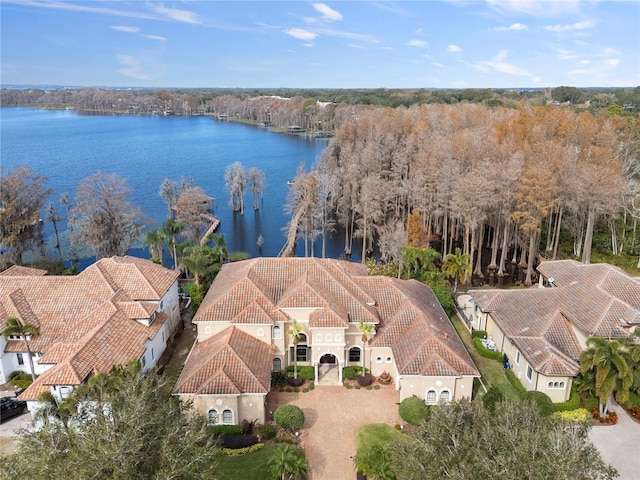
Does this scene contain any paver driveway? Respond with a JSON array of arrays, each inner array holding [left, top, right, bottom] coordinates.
[[267, 385, 402, 480]]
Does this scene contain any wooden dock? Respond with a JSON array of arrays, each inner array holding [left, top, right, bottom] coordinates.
[[199, 215, 221, 246]]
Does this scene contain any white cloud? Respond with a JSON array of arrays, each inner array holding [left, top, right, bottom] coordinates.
[[408, 39, 429, 48], [110, 25, 139, 33], [349, 44, 366, 49], [542, 20, 596, 33], [486, 0, 581, 17], [432, 62, 445, 68], [476, 50, 536, 80], [555, 48, 579, 60], [117, 54, 150, 80], [580, 60, 591, 65], [489, 23, 528, 31], [606, 59, 620, 67], [150, 4, 200, 24], [494, 50, 509, 62], [312, 3, 343, 21], [285, 28, 318, 41], [448, 45, 462, 53], [143, 34, 166, 41]]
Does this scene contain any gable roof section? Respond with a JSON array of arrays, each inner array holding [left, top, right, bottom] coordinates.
[[0, 265, 47, 276], [173, 327, 274, 395]]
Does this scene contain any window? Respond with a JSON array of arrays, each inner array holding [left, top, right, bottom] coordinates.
[[205, 326, 213, 334], [315, 334, 322, 342], [426, 390, 437, 405], [222, 409, 233, 424], [335, 334, 341, 342], [272, 357, 282, 372], [439, 390, 450, 403], [151, 348, 154, 361], [295, 345, 309, 362], [386, 357, 392, 363], [273, 326, 281, 339], [208, 409, 219, 425], [60, 387, 71, 399], [515, 351, 520, 365], [162, 332, 165, 343], [160, 300, 164, 310], [349, 347, 361, 362], [326, 334, 332, 342], [141, 355, 146, 368], [17, 353, 24, 366], [526, 365, 533, 382], [376, 357, 382, 363], [257, 328, 264, 337], [547, 381, 566, 389]]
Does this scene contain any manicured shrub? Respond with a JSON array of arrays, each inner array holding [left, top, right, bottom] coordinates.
[[399, 396, 430, 425], [298, 366, 315, 381], [274, 405, 305, 432], [222, 443, 264, 456], [482, 386, 504, 412], [229, 252, 250, 262], [258, 424, 276, 440], [473, 338, 503, 361], [271, 371, 289, 388], [357, 374, 373, 387], [343, 366, 358, 380], [221, 434, 259, 449], [210, 424, 243, 436], [523, 390, 555, 417], [471, 330, 488, 339], [309, 382, 315, 390], [374, 385, 380, 390], [504, 369, 527, 395], [552, 408, 591, 423]]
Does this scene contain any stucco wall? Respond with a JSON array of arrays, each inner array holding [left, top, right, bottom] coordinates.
[[181, 392, 266, 425], [399, 375, 467, 403]]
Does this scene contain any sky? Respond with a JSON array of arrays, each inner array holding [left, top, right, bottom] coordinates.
[[1, 0, 638, 89]]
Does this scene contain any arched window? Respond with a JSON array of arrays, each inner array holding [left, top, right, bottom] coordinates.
[[559, 382, 565, 389], [257, 328, 264, 337], [222, 409, 234, 424], [272, 357, 282, 372], [426, 389, 437, 405], [315, 334, 322, 342], [386, 356, 392, 363], [547, 381, 554, 389], [376, 357, 382, 363], [208, 409, 219, 425], [349, 347, 361, 362], [439, 390, 450, 403], [273, 325, 281, 339]]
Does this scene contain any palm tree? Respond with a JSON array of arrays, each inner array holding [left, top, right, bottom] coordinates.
[[143, 227, 164, 264], [357, 320, 375, 378], [288, 319, 303, 380], [206, 232, 228, 265], [268, 445, 308, 480], [441, 247, 472, 293], [35, 391, 77, 433], [162, 218, 189, 269], [180, 245, 218, 287], [580, 338, 633, 417], [2, 316, 40, 381]]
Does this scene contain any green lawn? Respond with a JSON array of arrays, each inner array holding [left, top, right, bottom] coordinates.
[[450, 316, 520, 401], [356, 423, 405, 451], [216, 445, 300, 480]]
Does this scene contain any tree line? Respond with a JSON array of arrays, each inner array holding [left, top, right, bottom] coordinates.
[[283, 102, 640, 283]]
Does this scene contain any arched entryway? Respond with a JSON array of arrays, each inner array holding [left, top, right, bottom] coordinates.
[[315, 352, 341, 385]]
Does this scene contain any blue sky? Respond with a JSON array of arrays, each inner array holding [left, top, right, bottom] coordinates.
[[1, 1, 638, 88]]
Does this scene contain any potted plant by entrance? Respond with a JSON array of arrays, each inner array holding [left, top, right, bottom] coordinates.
[[357, 372, 373, 387]]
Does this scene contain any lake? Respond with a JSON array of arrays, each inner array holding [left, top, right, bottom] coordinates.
[[1, 107, 345, 267]]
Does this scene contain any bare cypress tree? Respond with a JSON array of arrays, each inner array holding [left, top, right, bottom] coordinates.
[[173, 184, 214, 244], [224, 162, 247, 214], [247, 167, 266, 211], [69, 172, 147, 259]]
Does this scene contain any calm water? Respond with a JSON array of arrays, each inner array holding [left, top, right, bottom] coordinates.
[[1, 107, 342, 266]]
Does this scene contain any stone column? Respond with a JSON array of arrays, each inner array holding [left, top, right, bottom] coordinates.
[[314, 362, 319, 383]]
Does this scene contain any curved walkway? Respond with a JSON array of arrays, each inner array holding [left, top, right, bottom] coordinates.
[[267, 385, 402, 480], [588, 400, 640, 480]]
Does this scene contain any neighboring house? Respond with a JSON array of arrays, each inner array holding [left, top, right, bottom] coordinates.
[[466, 260, 640, 403], [0, 256, 181, 413], [173, 257, 479, 425]]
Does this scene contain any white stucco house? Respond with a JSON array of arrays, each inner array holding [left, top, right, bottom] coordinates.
[[173, 257, 479, 425], [0, 256, 181, 413], [465, 260, 640, 403]]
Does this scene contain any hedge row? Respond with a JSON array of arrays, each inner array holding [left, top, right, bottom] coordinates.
[[552, 388, 580, 412], [223, 443, 264, 456], [472, 338, 504, 361], [504, 369, 527, 395], [471, 330, 488, 339], [221, 434, 259, 449], [210, 425, 243, 436]]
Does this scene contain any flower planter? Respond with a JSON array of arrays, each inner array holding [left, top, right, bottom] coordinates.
[[357, 374, 373, 387], [287, 377, 305, 387]]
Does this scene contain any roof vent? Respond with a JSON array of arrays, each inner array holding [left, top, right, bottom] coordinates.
[[548, 277, 556, 287]]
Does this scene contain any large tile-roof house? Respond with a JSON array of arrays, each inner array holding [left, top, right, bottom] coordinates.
[[0, 256, 181, 411], [466, 260, 640, 402], [174, 257, 479, 425]]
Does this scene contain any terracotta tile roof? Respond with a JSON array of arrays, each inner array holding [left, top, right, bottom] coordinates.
[[0, 256, 178, 400], [173, 327, 274, 395], [0, 265, 47, 276], [470, 260, 640, 376]]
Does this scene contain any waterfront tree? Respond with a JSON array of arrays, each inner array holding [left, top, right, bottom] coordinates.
[[225, 162, 247, 214], [0, 165, 51, 265], [45, 202, 63, 262], [174, 182, 214, 243], [247, 166, 266, 211], [69, 172, 147, 258]]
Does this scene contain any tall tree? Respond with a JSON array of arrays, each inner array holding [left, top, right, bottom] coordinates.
[[45, 202, 63, 262], [180, 245, 219, 287], [161, 218, 189, 269], [0, 363, 220, 479], [288, 319, 303, 380], [247, 166, 266, 211], [225, 162, 247, 214], [391, 399, 616, 480], [580, 338, 633, 417], [0, 166, 51, 265], [173, 183, 214, 243], [142, 227, 164, 264], [158, 178, 179, 219], [69, 172, 147, 258], [357, 320, 375, 378], [441, 247, 471, 294], [2, 317, 40, 381]]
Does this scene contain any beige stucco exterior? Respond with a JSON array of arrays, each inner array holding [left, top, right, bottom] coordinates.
[[181, 392, 267, 425]]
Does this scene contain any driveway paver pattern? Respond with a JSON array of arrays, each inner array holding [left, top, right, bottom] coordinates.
[[267, 385, 402, 480]]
